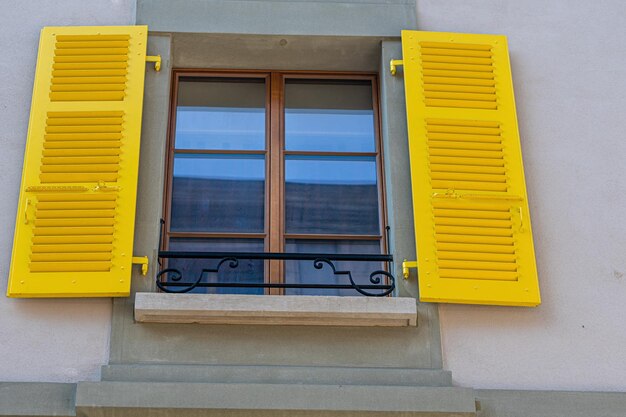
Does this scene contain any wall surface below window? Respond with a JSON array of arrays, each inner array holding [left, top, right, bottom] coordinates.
[[419, 0, 626, 392], [0, 0, 135, 382]]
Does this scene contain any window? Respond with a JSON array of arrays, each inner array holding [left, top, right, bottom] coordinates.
[[162, 71, 387, 296]]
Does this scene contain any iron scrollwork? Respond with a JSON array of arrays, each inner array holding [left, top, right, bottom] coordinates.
[[156, 221, 396, 296], [311, 258, 395, 297], [156, 257, 240, 294]]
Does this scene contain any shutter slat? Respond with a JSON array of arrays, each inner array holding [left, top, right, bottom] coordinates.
[[429, 156, 505, 167], [428, 133, 502, 143], [431, 172, 506, 183], [33, 226, 115, 235], [34, 218, 116, 227], [44, 141, 122, 151], [29, 262, 111, 272], [52, 69, 128, 76], [438, 269, 518, 281], [420, 47, 492, 57], [43, 140, 121, 148], [439, 260, 518, 272], [36, 201, 116, 209], [422, 55, 493, 65], [35, 209, 116, 218], [56, 34, 130, 41], [31, 243, 114, 253], [40, 164, 119, 173], [429, 141, 502, 151], [430, 164, 505, 175], [45, 133, 122, 140], [31, 252, 113, 262], [437, 242, 516, 254], [32, 235, 114, 245], [55, 41, 129, 48], [50, 92, 126, 101], [54, 55, 128, 63], [424, 91, 497, 102], [438, 251, 516, 262], [435, 225, 513, 237], [51, 84, 126, 92], [48, 111, 124, 118], [55, 48, 129, 56], [424, 84, 497, 94], [41, 149, 120, 157], [37, 193, 116, 202], [47, 117, 124, 125], [427, 124, 501, 134], [429, 148, 504, 159], [425, 99, 498, 110], [436, 234, 514, 245], [46, 125, 122, 132], [419, 41, 492, 51], [423, 69, 494, 79], [40, 173, 119, 183], [435, 217, 512, 228], [431, 180, 508, 192], [433, 208, 511, 220], [53, 62, 128, 69], [52, 77, 127, 84], [423, 76, 495, 87]]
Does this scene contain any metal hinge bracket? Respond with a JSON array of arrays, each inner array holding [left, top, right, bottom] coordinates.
[[402, 259, 418, 279], [390, 59, 404, 76], [132, 256, 149, 276], [146, 55, 161, 71]]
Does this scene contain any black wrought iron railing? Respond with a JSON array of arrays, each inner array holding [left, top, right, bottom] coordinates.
[[157, 222, 396, 297]]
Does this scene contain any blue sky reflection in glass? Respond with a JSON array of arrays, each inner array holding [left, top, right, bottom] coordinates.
[[285, 109, 375, 152], [175, 107, 265, 150]]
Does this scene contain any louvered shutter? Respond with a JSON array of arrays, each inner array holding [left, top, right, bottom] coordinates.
[[7, 26, 148, 297], [401, 30, 540, 306]]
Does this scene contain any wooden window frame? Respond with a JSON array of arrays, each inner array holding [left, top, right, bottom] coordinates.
[[162, 69, 388, 295]]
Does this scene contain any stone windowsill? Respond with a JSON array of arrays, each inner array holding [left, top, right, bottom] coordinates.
[[134, 293, 417, 327]]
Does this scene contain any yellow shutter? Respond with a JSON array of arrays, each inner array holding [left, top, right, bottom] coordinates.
[[401, 30, 540, 306], [7, 26, 148, 297]]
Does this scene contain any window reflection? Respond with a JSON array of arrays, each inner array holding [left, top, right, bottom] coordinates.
[[285, 155, 379, 235], [285, 80, 375, 152], [176, 78, 265, 150], [176, 107, 265, 150], [171, 154, 265, 233]]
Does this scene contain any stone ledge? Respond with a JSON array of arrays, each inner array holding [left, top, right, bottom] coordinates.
[[476, 389, 626, 417], [101, 364, 452, 387], [75, 381, 476, 416], [134, 293, 417, 326], [0, 382, 76, 416]]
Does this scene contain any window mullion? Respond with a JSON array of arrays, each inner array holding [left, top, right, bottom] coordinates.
[[267, 72, 285, 294]]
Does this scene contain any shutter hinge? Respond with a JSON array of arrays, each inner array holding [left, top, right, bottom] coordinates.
[[146, 55, 162, 72], [132, 256, 149, 276], [390, 59, 404, 76], [402, 259, 418, 279]]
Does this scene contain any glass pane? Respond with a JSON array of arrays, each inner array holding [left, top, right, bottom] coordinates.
[[166, 238, 264, 295], [285, 79, 375, 152], [285, 155, 379, 234], [285, 239, 383, 296], [170, 154, 265, 233], [176, 78, 265, 150]]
